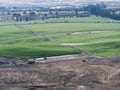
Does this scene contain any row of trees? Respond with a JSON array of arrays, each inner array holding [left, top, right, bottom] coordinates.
[[1, 3, 120, 22], [12, 9, 90, 22], [12, 3, 120, 22], [84, 4, 120, 20], [13, 11, 37, 21]]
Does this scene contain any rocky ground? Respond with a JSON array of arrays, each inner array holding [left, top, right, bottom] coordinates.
[[0, 55, 119, 90]]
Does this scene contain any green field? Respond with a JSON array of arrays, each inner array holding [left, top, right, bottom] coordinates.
[[15, 16, 120, 24], [0, 17, 120, 58]]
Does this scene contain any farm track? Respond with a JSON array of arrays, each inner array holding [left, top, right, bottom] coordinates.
[[60, 39, 120, 46], [34, 55, 84, 64], [49, 30, 117, 36]]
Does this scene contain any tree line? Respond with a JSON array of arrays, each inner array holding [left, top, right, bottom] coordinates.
[[12, 9, 90, 22], [84, 4, 120, 20], [10, 3, 120, 22]]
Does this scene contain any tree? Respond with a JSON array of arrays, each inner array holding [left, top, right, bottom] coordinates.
[[13, 13, 21, 22], [55, 9, 59, 18], [30, 11, 36, 17], [75, 9, 79, 17], [29, 11, 36, 20], [44, 14, 48, 19]]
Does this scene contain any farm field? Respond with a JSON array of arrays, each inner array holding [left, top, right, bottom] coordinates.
[[0, 17, 120, 58]]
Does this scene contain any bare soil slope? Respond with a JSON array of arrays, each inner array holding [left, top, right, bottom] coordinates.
[[0, 56, 120, 90]]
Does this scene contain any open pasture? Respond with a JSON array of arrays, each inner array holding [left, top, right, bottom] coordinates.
[[0, 17, 120, 58]]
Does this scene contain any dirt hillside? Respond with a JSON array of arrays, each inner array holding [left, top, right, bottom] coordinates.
[[0, 55, 119, 90]]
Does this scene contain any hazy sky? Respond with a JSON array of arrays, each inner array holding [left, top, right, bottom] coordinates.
[[99, 0, 120, 1], [0, 0, 120, 3], [0, 0, 120, 1]]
